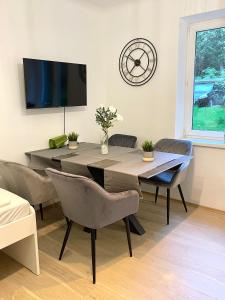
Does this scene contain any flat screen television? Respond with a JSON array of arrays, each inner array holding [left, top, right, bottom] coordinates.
[[23, 58, 87, 108]]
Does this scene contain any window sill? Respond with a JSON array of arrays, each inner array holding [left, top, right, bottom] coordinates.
[[183, 137, 225, 149]]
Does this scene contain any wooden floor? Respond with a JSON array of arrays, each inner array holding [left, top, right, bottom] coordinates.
[[1, 193, 225, 300]]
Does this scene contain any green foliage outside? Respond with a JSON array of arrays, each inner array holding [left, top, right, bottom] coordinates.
[[193, 27, 225, 132], [195, 28, 225, 78], [192, 105, 225, 131]]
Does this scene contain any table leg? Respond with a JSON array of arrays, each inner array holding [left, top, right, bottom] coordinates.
[[87, 166, 104, 187], [128, 214, 145, 235]]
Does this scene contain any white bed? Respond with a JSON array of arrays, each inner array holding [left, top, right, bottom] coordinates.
[[0, 188, 30, 225], [0, 188, 40, 275]]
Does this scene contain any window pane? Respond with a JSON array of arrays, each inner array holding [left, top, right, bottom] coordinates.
[[192, 27, 225, 132]]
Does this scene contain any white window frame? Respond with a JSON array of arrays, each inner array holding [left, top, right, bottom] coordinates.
[[184, 18, 225, 140]]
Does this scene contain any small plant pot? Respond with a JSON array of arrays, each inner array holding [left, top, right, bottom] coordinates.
[[68, 141, 78, 150], [143, 151, 154, 162]]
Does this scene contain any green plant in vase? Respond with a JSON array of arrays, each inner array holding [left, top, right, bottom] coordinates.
[[95, 105, 123, 154], [142, 140, 154, 161], [67, 132, 79, 150]]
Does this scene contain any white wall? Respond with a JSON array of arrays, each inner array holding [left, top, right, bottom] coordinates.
[[0, 0, 224, 211], [102, 0, 225, 211], [0, 0, 105, 164]]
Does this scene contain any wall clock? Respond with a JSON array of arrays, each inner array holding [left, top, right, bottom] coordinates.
[[119, 38, 157, 86]]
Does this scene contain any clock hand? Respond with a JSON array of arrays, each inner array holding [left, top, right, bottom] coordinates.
[[139, 50, 146, 60], [125, 55, 135, 62]]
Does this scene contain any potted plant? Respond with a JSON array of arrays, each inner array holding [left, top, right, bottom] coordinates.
[[142, 140, 154, 161], [95, 105, 123, 154], [67, 132, 79, 150]]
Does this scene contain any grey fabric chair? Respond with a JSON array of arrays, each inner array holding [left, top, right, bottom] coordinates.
[[108, 134, 137, 148], [46, 168, 139, 284], [0, 176, 6, 189], [0, 161, 57, 220], [142, 138, 192, 225], [0, 160, 7, 189]]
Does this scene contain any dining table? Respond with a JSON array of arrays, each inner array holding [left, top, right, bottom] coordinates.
[[26, 142, 191, 235]]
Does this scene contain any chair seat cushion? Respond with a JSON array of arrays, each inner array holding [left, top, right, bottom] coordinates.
[[146, 170, 177, 186]]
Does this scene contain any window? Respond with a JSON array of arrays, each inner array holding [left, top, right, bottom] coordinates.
[[184, 18, 225, 140]]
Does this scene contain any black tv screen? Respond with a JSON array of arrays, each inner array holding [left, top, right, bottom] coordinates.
[[23, 58, 87, 108]]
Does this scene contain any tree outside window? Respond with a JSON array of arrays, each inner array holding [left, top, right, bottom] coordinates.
[[192, 27, 225, 132]]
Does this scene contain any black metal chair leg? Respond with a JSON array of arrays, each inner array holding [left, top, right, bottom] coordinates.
[[59, 220, 73, 260], [39, 204, 43, 220], [124, 216, 132, 257], [178, 184, 188, 212], [91, 229, 96, 284], [155, 186, 159, 204], [65, 217, 70, 226], [167, 188, 170, 225]]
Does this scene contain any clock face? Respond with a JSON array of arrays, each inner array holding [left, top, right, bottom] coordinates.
[[119, 38, 157, 86]]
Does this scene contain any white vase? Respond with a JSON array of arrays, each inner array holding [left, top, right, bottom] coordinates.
[[68, 141, 78, 150], [101, 129, 108, 154]]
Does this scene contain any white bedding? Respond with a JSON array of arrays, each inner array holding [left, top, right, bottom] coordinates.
[[0, 198, 10, 208], [0, 188, 30, 226]]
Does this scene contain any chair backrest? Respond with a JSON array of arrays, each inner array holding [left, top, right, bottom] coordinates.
[[154, 138, 192, 156], [0, 160, 7, 189], [0, 161, 47, 204], [108, 134, 137, 148], [46, 168, 112, 228], [154, 139, 192, 187]]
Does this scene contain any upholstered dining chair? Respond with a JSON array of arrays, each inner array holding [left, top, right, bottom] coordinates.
[[141, 138, 192, 225], [46, 168, 139, 284], [0, 160, 7, 189], [108, 134, 137, 148], [0, 161, 57, 220]]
